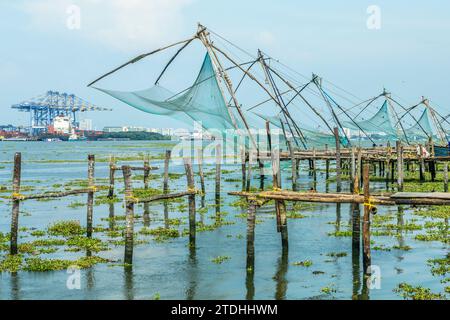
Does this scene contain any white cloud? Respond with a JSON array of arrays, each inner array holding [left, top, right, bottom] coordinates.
[[20, 0, 193, 52]]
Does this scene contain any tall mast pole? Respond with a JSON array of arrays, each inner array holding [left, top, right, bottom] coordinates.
[[196, 24, 258, 151], [423, 97, 448, 145]]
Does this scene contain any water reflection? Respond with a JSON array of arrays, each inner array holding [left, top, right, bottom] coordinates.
[[108, 203, 115, 231], [124, 266, 134, 300], [274, 245, 288, 300], [185, 246, 197, 300], [10, 273, 20, 300], [143, 202, 150, 228], [164, 201, 169, 229]]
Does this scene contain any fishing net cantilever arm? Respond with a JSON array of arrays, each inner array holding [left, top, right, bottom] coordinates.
[[87, 36, 197, 87]]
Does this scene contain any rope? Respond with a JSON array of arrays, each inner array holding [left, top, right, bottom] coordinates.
[[11, 193, 25, 200], [364, 197, 377, 211]]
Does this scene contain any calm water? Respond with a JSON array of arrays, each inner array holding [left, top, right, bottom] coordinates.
[[0, 141, 448, 300]]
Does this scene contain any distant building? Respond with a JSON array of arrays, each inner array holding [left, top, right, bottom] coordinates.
[[79, 119, 93, 131], [103, 126, 124, 133]]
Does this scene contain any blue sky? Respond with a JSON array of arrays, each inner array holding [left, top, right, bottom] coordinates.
[[1, 0, 449, 130]]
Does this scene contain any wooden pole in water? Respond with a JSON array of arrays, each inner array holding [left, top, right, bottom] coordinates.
[[312, 147, 317, 189], [197, 148, 205, 196], [246, 199, 257, 274], [272, 149, 288, 246], [419, 144, 425, 182], [163, 150, 171, 193], [241, 147, 246, 191], [143, 155, 150, 189], [287, 140, 297, 191], [10, 152, 21, 255], [362, 164, 371, 274], [396, 142, 404, 191], [350, 147, 356, 192], [215, 143, 222, 213], [108, 155, 115, 198], [444, 162, 449, 192], [246, 151, 252, 192], [184, 157, 196, 247], [122, 165, 134, 265], [325, 144, 330, 180], [86, 155, 95, 238], [334, 127, 342, 192]]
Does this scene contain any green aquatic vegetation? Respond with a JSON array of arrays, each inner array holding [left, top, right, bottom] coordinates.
[[94, 195, 120, 205], [0, 232, 10, 243], [66, 236, 110, 252], [52, 184, 63, 188], [287, 212, 306, 219], [48, 221, 84, 237], [326, 252, 347, 258], [394, 283, 447, 300], [0, 254, 23, 272], [167, 218, 184, 226], [224, 178, 241, 182], [211, 256, 231, 264], [30, 230, 46, 237], [65, 179, 89, 187], [234, 213, 247, 219], [32, 239, 66, 247], [321, 286, 336, 294], [328, 230, 352, 237], [68, 201, 86, 209], [229, 198, 248, 207], [373, 245, 391, 251], [293, 260, 313, 267], [381, 222, 423, 231], [392, 245, 412, 251], [198, 206, 208, 214], [415, 228, 449, 244], [428, 254, 450, 277], [132, 188, 162, 198], [153, 293, 161, 300], [140, 227, 179, 239], [414, 206, 450, 219], [168, 173, 184, 180], [403, 181, 444, 193], [23, 256, 109, 272], [312, 271, 325, 275]]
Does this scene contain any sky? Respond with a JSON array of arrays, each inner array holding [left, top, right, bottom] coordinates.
[[1, 0, 450, 130]]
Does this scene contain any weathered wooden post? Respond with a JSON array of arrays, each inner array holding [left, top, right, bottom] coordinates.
[[10, 152, 21, 255], [246, 150, 252, 192], [163, 150, 171, 193], [444, 162, 449, 192], [143, 155, 150, 189], [350, 147, 356, 191], [312, 147, 317, 188], [362, 164, 371, 274], [108, 155, 116, 198], [184, 157, 196, 247], [86, 155, 95, 238], [122, 165, 134, 265], [287, 140, 297, 191], [351, 202, 361, 252], [396, 142, 404, 191], [386, 143, 391, 188], [197, 148, 205, 196], [325, 144, 330, 180], [246, 199, 257, 274], [241, 146, 246, 191], [215, 143, 222, 205], [334, 127, 342, 192], [272, 149, 288, 247], [419, 144, 425, 182]]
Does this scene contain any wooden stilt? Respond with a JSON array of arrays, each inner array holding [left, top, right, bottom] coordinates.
[[325, 144, 330, 180], [108, 155, 115, 198], [215, 143, 222, 207], [10, 152, 21, 255], [444, 162, 449, 193], [143, 155, 150, 189], [350, 147, 356, 191], [362, 164, 371, 274], [396, 142, 404, 191], [334, 127, 342, 192], [246, 199, 256, 300], [197, 148, 205, 196], [241, 147, 246, 191], [86, 155, 95, 238], [184, 157, 196, 247], [287, 140, 297, 191], [122, 165, 134, 265], [246, 151, 252, 192], [163, 150, 171, 193]]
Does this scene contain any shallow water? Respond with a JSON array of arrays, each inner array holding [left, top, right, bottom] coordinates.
[[0, 141, 448, 300]]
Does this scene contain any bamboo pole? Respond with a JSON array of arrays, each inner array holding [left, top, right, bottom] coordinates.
[[246, 151, 252, 192], [325, 144, 330, 180], [197, 148, 205, 196], [444, 162, 449, 192], [108, 155, 115, 198], [350, 147, 356, 192], [184, 157, 196, 247], [288, 140, 297, 191], [143, 155, 150, 189], [10, 152, 21, 255], [334, 127, 342, 192], [122, 165, 134, 265], [241, 147, 246, 191], [215, 143, 222, 205], [86, 155, 95, 238], [396, 142, 404, 191], [163, 150, 171, 193], [362, 164, 371, 274]]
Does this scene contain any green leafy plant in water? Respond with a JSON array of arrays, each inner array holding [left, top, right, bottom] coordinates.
[[292, 260, 313, 267], [394, 283, 447, 300], [211, 256, 231, 264], [48, 221, 84, 237]]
